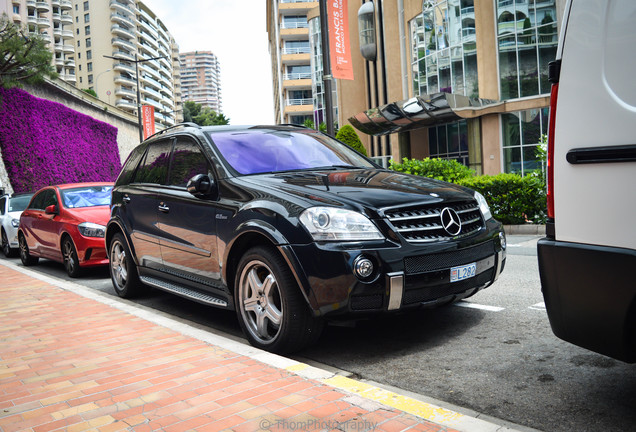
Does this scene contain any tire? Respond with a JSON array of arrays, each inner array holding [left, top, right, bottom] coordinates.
[[2, 229, 15, 258], [18, 233, 38, 266], [235, 246, 323, 353], [62, 236, 81, 278], [109, 232, 143, 298]]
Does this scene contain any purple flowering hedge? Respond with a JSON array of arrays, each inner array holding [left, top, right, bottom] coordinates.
[[0, 87, 121, 193]]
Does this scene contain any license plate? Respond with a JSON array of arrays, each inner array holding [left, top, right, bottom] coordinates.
[[450, 263, 476, 282]]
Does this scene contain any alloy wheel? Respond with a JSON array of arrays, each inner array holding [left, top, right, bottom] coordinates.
[[110, 240, 128, 290]]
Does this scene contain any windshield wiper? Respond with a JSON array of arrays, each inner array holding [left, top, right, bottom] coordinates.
[[304, 165, 367, 171]]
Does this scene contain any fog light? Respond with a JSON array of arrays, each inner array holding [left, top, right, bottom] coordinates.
[[354, 256, 374, 279], [499, 232, 507, 250]]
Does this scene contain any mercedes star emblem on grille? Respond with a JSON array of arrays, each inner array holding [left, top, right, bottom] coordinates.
[[440, 207, 462, 236]]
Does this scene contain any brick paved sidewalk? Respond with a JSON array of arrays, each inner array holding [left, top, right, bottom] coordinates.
[[0, 264, 459, 432]]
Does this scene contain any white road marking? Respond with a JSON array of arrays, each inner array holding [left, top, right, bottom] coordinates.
[[455, 301, 505, 312], [529, 302, 546, 311]]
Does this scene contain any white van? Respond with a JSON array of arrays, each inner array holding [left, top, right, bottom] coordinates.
[[537, 0, 636, 362]]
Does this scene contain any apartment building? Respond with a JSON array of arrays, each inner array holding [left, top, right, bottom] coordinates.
[[266, 0, 317, 125], [2, 0, 180, 129], [267, 0, 563, 176], [180, 51, 222, 114], [2, 0, 78, 85]]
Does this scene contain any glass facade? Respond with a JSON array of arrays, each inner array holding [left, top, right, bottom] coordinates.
[[501, 108, 548, 175], [309, 16, 337, 128], [410, 0, 478, 98], [428, 120, 469, 165], [496, 0, 558, 99]]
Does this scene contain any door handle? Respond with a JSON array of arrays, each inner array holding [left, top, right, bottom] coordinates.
[[158, 203, 170, 213], [122, 196, 131, 203]]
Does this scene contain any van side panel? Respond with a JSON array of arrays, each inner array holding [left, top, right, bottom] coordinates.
[[538, 239, 636, 363], [554, 0, 636, 249]]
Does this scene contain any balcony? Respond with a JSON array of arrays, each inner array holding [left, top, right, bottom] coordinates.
[[282, 73, 311, 90], [37, 18, 51, 28], [116, 99, 137, 110], [110, 0, 134, 15], [65, 58, 75, 68], [51, 12, 60, 22], [114, 62, 135, 75], [50, 0, 60, 6], [279, 0, 318, 14], [39, 32, 51, 43], [62, 43, 74, 53], [60, 14, 72, 25], [26, 0, 35, 6], [61, 29, 73, 39], [111, 37, 136, 51], [114, 74, 137, 86], [53, 27, 62, 36], [60, 0, 71, 10], [281, 52, 310, 65], [27, 15, 37, 25], [55, 57, 64, 66], [36, 1, 50, 11], [115, 86, 135, 98], [111, 24, 135, 39], [112, 50, 135, 61], [111, 12, 135, 26]]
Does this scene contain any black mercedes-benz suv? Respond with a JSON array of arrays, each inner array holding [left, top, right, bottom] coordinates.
[[106, 123, 506, 353]]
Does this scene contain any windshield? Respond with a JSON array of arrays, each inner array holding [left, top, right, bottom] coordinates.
[[8, 195, 33, 212], [60, 186, 113, 209], [207, 129, 375, 175]]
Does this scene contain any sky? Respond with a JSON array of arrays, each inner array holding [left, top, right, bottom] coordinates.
[[148, 0, 275, 125]]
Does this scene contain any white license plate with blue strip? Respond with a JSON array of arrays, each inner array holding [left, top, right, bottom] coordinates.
[[450, 262, 476, 282]]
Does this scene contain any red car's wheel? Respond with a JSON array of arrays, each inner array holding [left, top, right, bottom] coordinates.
[[62, 237, 81, 278], [18, 233, 38, 266]]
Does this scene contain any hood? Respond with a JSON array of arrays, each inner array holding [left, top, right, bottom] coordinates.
[[241, 169, 474, 216], [7, 210, 24, 220], [66, 206, 111, 226]]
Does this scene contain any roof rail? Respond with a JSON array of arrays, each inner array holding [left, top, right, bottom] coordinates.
[[145, 122, 202, 141]]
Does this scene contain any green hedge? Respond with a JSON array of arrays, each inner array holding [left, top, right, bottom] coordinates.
[[336, 125, 367, 156], [389, 157, 546, 224]]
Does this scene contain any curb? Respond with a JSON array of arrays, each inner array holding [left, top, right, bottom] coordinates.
[[0, 259, 535, 432], [503, 224, 546, 235]]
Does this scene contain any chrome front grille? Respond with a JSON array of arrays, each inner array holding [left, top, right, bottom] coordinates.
[[384, 201, 484, 243]]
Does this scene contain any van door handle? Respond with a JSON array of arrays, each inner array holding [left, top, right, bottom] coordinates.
[[158, 203, 170, 213]]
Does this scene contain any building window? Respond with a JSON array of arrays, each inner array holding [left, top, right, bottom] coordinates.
[[85, 25, 90, 35], [13, 5, 19, 13], [87, 62, 92, 72], [428, 120, 469, 166], [409, 0, 479, 98], [282, 15, 308, 29], [502, 108, 548, 175], [496, 0, 558, 99], [78, 64, 81, 71], [84, 13, 89, 23], [83, 1, 89, 11], [78, 52, 81, 59], [86, 50, 91, 60], [88, 74, 93, 84], [85, 37, 91, 47], [79, 77, 82, 83]]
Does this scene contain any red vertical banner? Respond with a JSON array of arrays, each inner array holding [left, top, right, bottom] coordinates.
[[142, 105, 155, 140], [327, 0, 354, 80]]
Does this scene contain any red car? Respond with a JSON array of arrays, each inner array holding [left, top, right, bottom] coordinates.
[[18, 182, 113, 277]]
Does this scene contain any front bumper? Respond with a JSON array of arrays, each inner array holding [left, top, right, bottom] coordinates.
[[74, 236, 109, 267], [288, 224, 506, 317]]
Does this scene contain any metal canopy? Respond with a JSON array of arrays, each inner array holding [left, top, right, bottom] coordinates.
[[349, 92, 505, 136]]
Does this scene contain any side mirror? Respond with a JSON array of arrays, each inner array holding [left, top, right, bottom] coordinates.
[[187, 174, 215, 199], [45, 204, 58, 215]]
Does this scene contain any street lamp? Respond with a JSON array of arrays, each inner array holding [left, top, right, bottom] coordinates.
[[94, 68, 112, 99], [104, 54, 168, 142]]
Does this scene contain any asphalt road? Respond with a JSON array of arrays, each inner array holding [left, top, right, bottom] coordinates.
[[5, 235, 635, 432]]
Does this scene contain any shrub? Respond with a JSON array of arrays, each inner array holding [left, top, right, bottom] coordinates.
[[336, 124, 367, 156], [389, 157, 474, 183], [0, 87, 121, 193], [459, 173, 546, 224]]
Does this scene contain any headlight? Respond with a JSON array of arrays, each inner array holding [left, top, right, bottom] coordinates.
[[78, 222, 106, 238], [11, 218, 19, 228], [474, 191, 492, 220], [299, 207, 384, 241]]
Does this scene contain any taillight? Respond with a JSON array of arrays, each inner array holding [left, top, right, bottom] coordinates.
[[546, 60, 560, 220], [547, 83, 558, 219]]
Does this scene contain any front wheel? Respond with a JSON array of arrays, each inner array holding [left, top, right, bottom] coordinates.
[[18, 233, 38, 266], [2, 229, 15, 257], [235, 246, 323, 353], [62, 237, 81, 278], [109, 232, 143, 298]]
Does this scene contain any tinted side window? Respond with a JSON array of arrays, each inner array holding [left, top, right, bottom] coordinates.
[[132, 140, 173, 184], [168, 137, 212, 187], [29, 190, 55, 210], [116, 144, 147, 187], [0, 197, 5, 215]]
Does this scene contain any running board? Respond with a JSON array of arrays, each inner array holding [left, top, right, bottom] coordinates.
[[140, 276, 229, 308]]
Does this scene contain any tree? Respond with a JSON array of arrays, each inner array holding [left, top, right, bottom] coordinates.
[[182, 100, 229, 126], [0, 14, 57, 88], [335, 125, 367, 156]]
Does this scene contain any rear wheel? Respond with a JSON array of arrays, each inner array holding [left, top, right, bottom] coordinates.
[[62, 237, 81, 278], [109, 232, 143, 298], [2, 229, 15, 257], [18, 233, 38, 266], [235, 246, 323, 353]]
